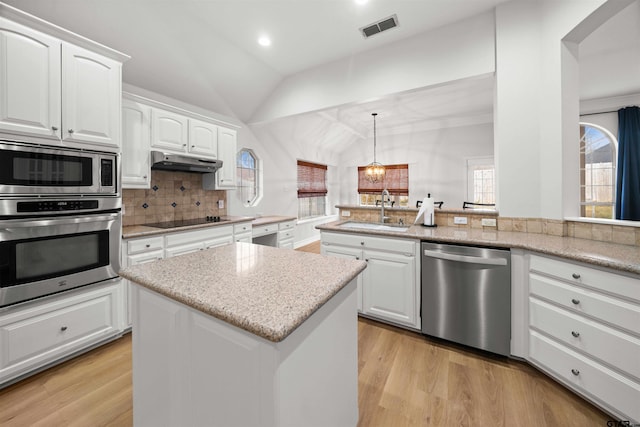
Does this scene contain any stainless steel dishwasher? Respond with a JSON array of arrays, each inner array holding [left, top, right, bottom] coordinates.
[[421, 242, 511, 356]]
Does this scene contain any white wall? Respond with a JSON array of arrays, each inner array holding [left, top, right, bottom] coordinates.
[[494, 0, 612, 219], [250, 12, 496, 124], [338, 123, 494, 209]]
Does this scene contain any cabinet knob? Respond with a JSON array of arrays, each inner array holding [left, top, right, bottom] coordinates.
[[571, 298, 580, 305], [143, 175, 148, 179], [365, 259, 369, 262], [571, 331, 580, 338], [360, 241, 364, 246], [571, 368, 580, 376], [60, 326, 68, 332], [51, 126, 58, 131], [191, 145, 195, 148], [68, 129, 74, 134], [145, 244, 151, 248], [572, 273, 581, 279], [183, 143, 187, 147], [356, 257, 359, 260]]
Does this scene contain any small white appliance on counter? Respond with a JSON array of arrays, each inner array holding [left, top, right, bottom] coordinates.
[[414, 194, 436, 227]]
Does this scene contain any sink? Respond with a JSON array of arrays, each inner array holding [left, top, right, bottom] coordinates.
[[339, 221, 409, 232]]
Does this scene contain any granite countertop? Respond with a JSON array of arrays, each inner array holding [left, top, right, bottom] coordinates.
[[335, 204, 499, 216], [122, 215, 254, 239], [317, 220, 640, 276], [252, 215, 297, 227], [119, 242, 366, 342]]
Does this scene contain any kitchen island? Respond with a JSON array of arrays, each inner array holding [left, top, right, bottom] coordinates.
[[119, 242, 366, 427]]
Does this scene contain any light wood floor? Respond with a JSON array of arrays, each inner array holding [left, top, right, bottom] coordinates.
[[0, 240, 611, 426]]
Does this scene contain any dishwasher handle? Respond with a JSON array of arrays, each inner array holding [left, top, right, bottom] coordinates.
[[423, 249, 508, 266]]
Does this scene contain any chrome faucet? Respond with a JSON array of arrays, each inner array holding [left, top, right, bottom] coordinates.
[[380, 189, 390, 223]]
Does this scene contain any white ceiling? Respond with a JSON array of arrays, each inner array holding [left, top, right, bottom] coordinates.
[[4, 0, 638, 150]]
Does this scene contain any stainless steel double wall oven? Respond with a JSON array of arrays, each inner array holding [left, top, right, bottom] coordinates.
[[0, 141, 121, 308]]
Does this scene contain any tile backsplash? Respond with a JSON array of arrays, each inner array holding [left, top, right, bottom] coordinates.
[[122, 170, 226, 226]]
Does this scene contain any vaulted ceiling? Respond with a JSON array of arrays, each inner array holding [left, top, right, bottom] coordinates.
[[5, 0, 639, 148]]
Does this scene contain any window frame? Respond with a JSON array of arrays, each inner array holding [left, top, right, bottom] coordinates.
[[236, 148, 261, 207], [297, 160, 328, 220], [466, 157, 495, 206], [579, 122, 618, 219]]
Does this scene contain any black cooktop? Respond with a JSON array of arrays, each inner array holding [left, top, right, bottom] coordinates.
[[146, 216, 228, 229]]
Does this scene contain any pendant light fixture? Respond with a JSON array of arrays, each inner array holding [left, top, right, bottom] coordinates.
[[365, 113, 385, 183]]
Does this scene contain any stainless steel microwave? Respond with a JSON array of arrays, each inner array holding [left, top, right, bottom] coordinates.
[[0, 141, 119, 196]]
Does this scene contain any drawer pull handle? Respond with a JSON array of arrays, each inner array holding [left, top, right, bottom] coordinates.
[[571, 331, 580, 338], [571, 368, 580, 376], [572, 273, 581, 279], [146, 244, 151, 248], [571, 298, 580, 305], [365, 259, 369, 262], [60, 326, 68, 332], [356, 257, 360, 260]]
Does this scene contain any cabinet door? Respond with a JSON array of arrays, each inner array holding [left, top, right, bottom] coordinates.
[[203, 235, 233, 250], [322, 245, 364, 312], [151, 108, 188, 152], [0, 18, 61, 139], [165, 242, 203, 258], [62, 44, 120, 149], [362, 249, 416, 327], [122, 99, 151, 188], [188, 119, 217, 157], [216, 127, 237, 189]]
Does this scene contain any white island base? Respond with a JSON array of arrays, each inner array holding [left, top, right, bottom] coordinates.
[[132, 280, 358, 427]]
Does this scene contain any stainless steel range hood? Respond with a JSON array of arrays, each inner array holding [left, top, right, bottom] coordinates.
[[151, 151, 223, 173]]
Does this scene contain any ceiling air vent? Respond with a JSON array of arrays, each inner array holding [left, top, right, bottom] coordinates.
[[360, 14, 399, 38]]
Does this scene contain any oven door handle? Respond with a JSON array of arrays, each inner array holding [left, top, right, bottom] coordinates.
[[1, 213, 119, 228]]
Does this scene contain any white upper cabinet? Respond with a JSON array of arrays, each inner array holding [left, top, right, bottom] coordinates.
[[188, 119, 217, 157], [62, 44, 121, 149], [0, 18, 61, 139], [0, 7, 127, 152], [151, 108, 189, 152], [216, 127, 237, 189], [122, 99, 151, 188]]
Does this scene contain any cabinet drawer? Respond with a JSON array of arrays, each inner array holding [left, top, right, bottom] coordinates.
[[278, 230, 294, 240], [233, 222, 252, 235], [1, 291, 117, 368], [529, 331, 640, 422], [128, 236, 164, 255], [321, 232, 415, 255], [530, 274, 640, 335], [253, 223, 278, 237], [165, 225, 232, 247], [530, 255, 640, 302], [278, 220, 296, 231], [530, 298, 640, 379]]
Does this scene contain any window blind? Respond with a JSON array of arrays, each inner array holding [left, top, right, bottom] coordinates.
[[297, 160, 327, 198], [357, 164, 409, 195]]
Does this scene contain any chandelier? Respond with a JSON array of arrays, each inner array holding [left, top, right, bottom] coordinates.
[[365, 112, 385, 183]]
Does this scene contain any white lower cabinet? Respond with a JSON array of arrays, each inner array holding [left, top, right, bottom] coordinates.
[[321, 231, 420, 330], [233, 222, 252, 243], [527, 253, 640, 423], [122, 225, 235, 327], [0, 281, 123, 386]]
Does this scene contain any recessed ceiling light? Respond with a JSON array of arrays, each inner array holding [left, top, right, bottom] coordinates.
[[258, 36, 271, 47]]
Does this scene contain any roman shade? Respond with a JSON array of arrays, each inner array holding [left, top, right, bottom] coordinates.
[[297, 160, 327, 198], [358, 164, 408, 195]]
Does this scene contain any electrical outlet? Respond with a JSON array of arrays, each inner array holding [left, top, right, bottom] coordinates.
[[453, 216, 468, 225], [342, 210, 351, 217], [217, 200, 224, 209], [481, 218, 497, 227]]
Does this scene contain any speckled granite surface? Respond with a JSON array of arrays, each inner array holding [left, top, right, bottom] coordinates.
[[252, 215, 297, 227], [119, 242, 367, 342], [317, 221, 640, 276], [122, 215, 253, 239]]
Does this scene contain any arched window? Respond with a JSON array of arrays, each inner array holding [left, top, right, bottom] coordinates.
[[579, 123, 617, 218], [236, 148, 260, 206]]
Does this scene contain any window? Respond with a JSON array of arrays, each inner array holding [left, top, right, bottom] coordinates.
[[297, 160, 327, 219], [466, 157, 495, 205], [237, 148, 260, 206], [579, 123, 617, 219], [357, 164, 409, 207]]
